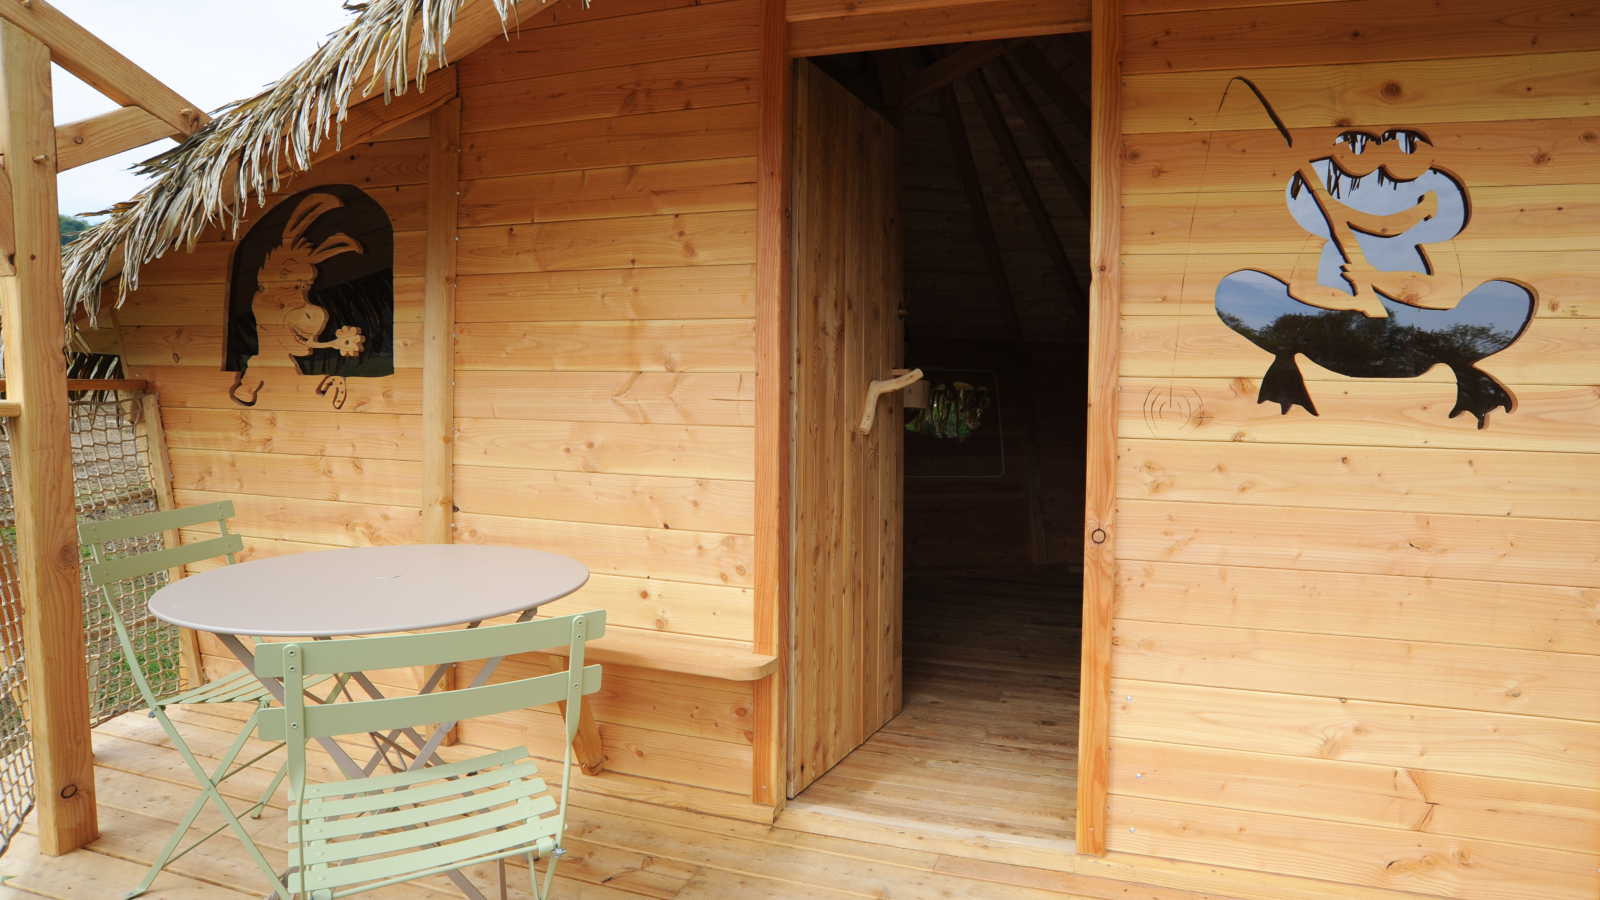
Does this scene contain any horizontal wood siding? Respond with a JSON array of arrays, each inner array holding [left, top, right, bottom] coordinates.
[[1107, 2, 1600, 898], [451, 0, 761, 813], [120, 0, 762, 820]]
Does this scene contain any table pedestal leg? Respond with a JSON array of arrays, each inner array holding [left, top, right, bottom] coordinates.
[[216, 634, 368, 781]]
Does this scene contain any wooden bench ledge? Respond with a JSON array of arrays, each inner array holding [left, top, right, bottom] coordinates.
[[545, 628, 777, 777], [551, 627, 779, 682]]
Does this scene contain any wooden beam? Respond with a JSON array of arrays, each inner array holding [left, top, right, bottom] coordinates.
[[0, 18, 97, 855], [0, 138, 12, 277], [0, 0, 205, 137], [422, 99, 458, 547], [55, 106, 175, 172], [965, 68, 1088, 323], [1059, 30, 1092, 61], [938, 86, 1049, 564], [902, 39, 1019, 109], [752, 0, 792, 811], [417, 96, 463, 742], [1014, 41, 1090, 140], [990, 54, 1089, 214], [1077, 0, 1122, 858]]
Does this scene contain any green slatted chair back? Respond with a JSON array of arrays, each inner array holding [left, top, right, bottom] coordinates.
[[77, 502, 306, 900], [79, 500, 243, 713], [80, 500, 242, 588], [255, 610, 604, 900]]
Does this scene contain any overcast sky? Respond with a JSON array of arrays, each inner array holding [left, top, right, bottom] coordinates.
[[53, 0, 358, 218]]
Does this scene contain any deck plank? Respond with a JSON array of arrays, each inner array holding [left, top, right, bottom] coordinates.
[[793, 571, 1081, 845]]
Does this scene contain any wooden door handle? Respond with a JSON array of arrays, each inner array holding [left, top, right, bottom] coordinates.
[[859, 368, 923, 435]]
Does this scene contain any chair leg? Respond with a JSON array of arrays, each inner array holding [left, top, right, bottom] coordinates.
[[143, 704, 293, 899], [130, 704, 261, 897], [253, 756, 291, 819], [532, 849, 562, 900], [128, 786, 209, 899]]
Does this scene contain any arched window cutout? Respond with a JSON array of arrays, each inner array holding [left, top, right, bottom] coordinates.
[[224, 184, 394, 407]]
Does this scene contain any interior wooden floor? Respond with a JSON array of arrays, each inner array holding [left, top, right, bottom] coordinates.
[[792, 567, 1081, 853], [0, 694, 1228, 900]]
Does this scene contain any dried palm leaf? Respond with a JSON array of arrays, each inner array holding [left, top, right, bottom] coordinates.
[[61, 0, 527, 326]]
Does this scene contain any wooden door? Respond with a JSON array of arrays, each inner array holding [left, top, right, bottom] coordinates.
[[789, 61, 904, 797]]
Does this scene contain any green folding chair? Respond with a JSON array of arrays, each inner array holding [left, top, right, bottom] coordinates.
[[80, 501, 323, 899], [255, 610, 604, 900]]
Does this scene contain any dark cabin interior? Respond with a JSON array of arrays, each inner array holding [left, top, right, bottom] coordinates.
[[795, 36, 1091, 846]]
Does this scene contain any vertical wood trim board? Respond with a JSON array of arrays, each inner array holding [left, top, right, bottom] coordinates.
[[1077, 0, 1122, 857], [136, 392, 204, 687], [422, 99, 461, 545], [0, 19, 99, 854], [752, 0, 793, 810]]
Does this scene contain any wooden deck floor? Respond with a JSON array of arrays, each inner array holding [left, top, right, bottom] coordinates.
[[792, 567, 1081, 854], [0, 702, 1211, 900], [0, 570, 1190, 900]]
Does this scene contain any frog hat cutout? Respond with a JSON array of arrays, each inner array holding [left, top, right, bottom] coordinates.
[[1213, 115, 1535, 429]]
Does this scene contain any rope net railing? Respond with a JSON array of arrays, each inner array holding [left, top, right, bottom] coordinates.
[[0, 389, 185, 856]]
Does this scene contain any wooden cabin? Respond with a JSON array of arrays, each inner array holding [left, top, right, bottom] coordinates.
[[8, 0, 1596, 898]]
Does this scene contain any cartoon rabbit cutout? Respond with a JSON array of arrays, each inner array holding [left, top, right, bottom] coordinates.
[[228, 192, 387, 409]]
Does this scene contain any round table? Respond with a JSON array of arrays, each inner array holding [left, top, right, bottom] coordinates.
[[148, 544, 590, 782], [149, 544, 590, 637]]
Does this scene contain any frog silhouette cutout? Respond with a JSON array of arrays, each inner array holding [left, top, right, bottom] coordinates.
[[1213, 127, 1535, 428], [225, 184, 395, 409]]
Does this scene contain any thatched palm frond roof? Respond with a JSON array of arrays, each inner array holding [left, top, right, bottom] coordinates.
[[62, 0, 525, 325]]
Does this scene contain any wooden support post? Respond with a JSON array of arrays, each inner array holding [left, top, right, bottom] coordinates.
[[422, 99, 458, 546], [752, 0, 792, 809], [967, 68, 1089, 324], [421, 99, 460, 746], [549, 651, 604, 777], [0, 18, 98, 854], [939, 87, 1050, 566], [1077, 0, 1122, 857], [1014, 41, 1091, 140], [136, 392, 204, 688], [990, 55, 1089, 215], [0, 0, 207, 137]]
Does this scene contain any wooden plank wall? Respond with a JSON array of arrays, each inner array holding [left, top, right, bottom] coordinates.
[[1103, 1, 1600, 898], [119, 0, 769, 821]]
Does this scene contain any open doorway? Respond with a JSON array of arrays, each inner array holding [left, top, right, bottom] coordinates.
[[788, 37, 1092, 848]]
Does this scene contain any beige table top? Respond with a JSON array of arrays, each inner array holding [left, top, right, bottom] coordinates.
[[148, 544, 589, 637]]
